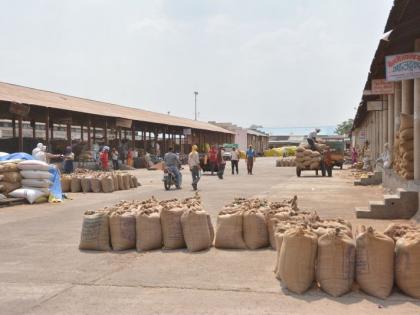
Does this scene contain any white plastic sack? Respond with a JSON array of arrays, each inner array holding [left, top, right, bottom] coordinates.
[[9, 188, 48, 204], [21, 179, 52, 188], [20, 170, 52, 179], [18, 160, 50, 171]]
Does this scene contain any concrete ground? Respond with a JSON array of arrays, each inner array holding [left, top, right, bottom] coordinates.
[[0, 157, 419, 315]]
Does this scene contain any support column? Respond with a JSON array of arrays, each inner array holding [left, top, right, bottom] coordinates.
[[413, 39, 420, 180], [402, 80, 414, 114], [45, 109, 50, 146], [32, 120, 36, 139], [87, 119, 91, 150], [81, 123, 84, 142], [66, 122, 72, 146], [12, 118, 16, 138], [104, 120, 108, 144], [394, 82, 402, 134], [131, 124, 135, 149], [93, 126, 96, 144], [18, 116, 23, 152], [388, 94, 394, 152]]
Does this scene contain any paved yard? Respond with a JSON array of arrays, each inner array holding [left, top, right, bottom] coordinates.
[[0, 157, 419, 314]]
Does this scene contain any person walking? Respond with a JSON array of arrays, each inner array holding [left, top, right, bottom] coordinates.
[[246, 145, 256, 175], [209, 145, 218, 175], [63, 146, 75, 174], [111, 148, 119, 170], [217, 147, 226, 179], [231, 147, 239, 175], [100, 146, 110, 171], [188, 145, 201, 191]]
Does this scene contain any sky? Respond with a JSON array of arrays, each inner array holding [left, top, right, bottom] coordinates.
[[0, 0, 393, 128]]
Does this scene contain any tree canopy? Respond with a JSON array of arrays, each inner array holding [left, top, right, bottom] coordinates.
[[335, 119, 353, 136]]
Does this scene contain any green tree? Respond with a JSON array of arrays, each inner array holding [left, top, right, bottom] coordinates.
[[335, 119, 354, 136]]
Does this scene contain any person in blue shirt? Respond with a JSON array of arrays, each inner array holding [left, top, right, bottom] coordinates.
[[246, 145, 256, 175]]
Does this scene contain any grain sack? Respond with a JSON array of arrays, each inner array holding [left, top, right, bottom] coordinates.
[[2, 172, 22, 182], [61, 175, 71, 192], [71, 177, 82, 192], [400, 128, 414, 140], [79, 211, 111, 251], [400, 141, 414, 152], [400, 113, 414, 130], [81, 177, 92, 193], [274, 230, 286, 280], [279, 227, 318, 294], [101, 176, 114, 193], [316, 229, 355, 297], [215, 210, 246, 249], [122, 174, 130, 190], [91, 177, 101, 193], [0, 181, 21, 194], [21, 178, 51, 188], [129, 175, 135, 188], [136, 210, 162, 251], [18, 160, 49, 171], [20, 170, 51, 179], [9, 187, 48, 204], [132, 175, 139, 187], [109, 212, 136, 250], [161, 207, 186, 249], [0, 162, 19, 173], [384, 223, 420, 241], [181, 208, 212, 252], [117, 174, 124, 190], [112, 174, 119, 190], [395, 233, 420, 299], [243, 210, 269, 249], [356, 227, 394, 299]]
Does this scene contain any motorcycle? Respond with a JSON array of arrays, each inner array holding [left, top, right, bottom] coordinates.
[[163, 167, 182, 190]]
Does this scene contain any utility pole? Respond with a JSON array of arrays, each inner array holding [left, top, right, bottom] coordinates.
[[194, 91, 198, 120]]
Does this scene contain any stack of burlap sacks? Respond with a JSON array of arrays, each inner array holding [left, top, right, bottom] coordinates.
[[295, 143, 327, 170], [394, 113, 414, 179], [79, 194, 214, 252], [276, 157, 296, 167], [62, 170, 139, 193], [273, 218, 420, 299], [0, 161, 21, 198]]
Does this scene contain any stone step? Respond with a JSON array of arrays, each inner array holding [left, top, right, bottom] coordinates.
[[355, 207, 372, 218]]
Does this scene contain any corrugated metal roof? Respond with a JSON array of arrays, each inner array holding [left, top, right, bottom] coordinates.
[[0, 82, 234, 134]]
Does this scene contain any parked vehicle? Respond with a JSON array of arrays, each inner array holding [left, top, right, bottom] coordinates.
[[324, 139, 345, 169], [221, 143, 239, 161], [163, 167, 178, 190]]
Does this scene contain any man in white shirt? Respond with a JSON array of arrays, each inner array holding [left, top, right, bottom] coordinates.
[[230, 147, 239, 175], [188, 145, 201, 190], [307, 128, 320, 151]]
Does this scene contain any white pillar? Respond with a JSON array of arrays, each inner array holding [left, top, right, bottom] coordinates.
[[394, 82, 402, 133], [414, 39, 420, 180], [402, 80, 414, 114], [388, 94, 394, 152], [383, 106, 388, 146]]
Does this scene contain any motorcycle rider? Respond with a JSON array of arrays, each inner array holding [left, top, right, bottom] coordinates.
[[164, 147, 182, 189]]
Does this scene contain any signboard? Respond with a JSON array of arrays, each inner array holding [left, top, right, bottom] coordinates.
[[386, 52, 420, 81], [9, 103, 30, 116], [183, 128, 192, 135], [372, 79, 394, 94], [367, 100, 386, 111], [116, 118, 132, 129]]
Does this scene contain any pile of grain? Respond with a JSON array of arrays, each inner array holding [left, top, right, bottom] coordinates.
[[0, 161, 21, 197], [394, 113, 414, 179], [276, 157, 296, 167], [295, 143, 328, 170]]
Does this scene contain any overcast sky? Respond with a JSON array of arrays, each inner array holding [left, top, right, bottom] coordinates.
[[0, 0, 393, 128]]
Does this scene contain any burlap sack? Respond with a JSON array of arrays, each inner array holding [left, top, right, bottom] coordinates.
[[243, 210, 269, 249], [303, 150, 312, 156], [400, 141, 414, 152], [109, 212, 136, 250], [274, 231, 285, 280], [71, 177, 82, 192], [136, 210, 162, 251], [279, 227, 317, 294], [181, 209, 212, 252], [79, 211, 111, 251], [81, 177, 92, 193], [132, 175, 139, 187], [2, 172, 22, 182], [101, 176, 114, 193], [61, 175, 71, 192], [395, 233, 420, 299], [400, 113, 414, 130], [161, 207, 186, 249], [0, 163, 19, 173], [316, 229, 355, 297], [400, 128, 414, 140], [91, 178, 101, 193], [0, 181, 21, 194], [117, 174, 124, 190], [112, 174, 119, 190], [356, 227, 394, 299], [129, 175, 135, 188], [215, 210, 246, 249], [122, 174, 131, 190], [384, 223, 420, 241]]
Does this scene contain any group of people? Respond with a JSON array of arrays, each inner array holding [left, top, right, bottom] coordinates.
[[163, 144, 257, 191], [32, 142, 74, 173]]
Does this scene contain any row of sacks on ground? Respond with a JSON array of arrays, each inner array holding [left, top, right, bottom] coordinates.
[[61, 169, 140, 193], [394, 113, 414, 180], [276, 157, 296, 167], [0, 160, 55, 203], [274, 221, 420, 300], [294, 143, 328, 170]]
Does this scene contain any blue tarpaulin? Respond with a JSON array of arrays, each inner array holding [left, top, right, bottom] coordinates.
[[0, 152, 63, 202]]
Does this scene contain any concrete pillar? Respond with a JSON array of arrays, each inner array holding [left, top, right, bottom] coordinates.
[[402, 80, 414, 114], [394, 82, 402, 134], [388, 94, 394, 152], [414, 39, 420, 180], [383, 106, 388, 147]]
